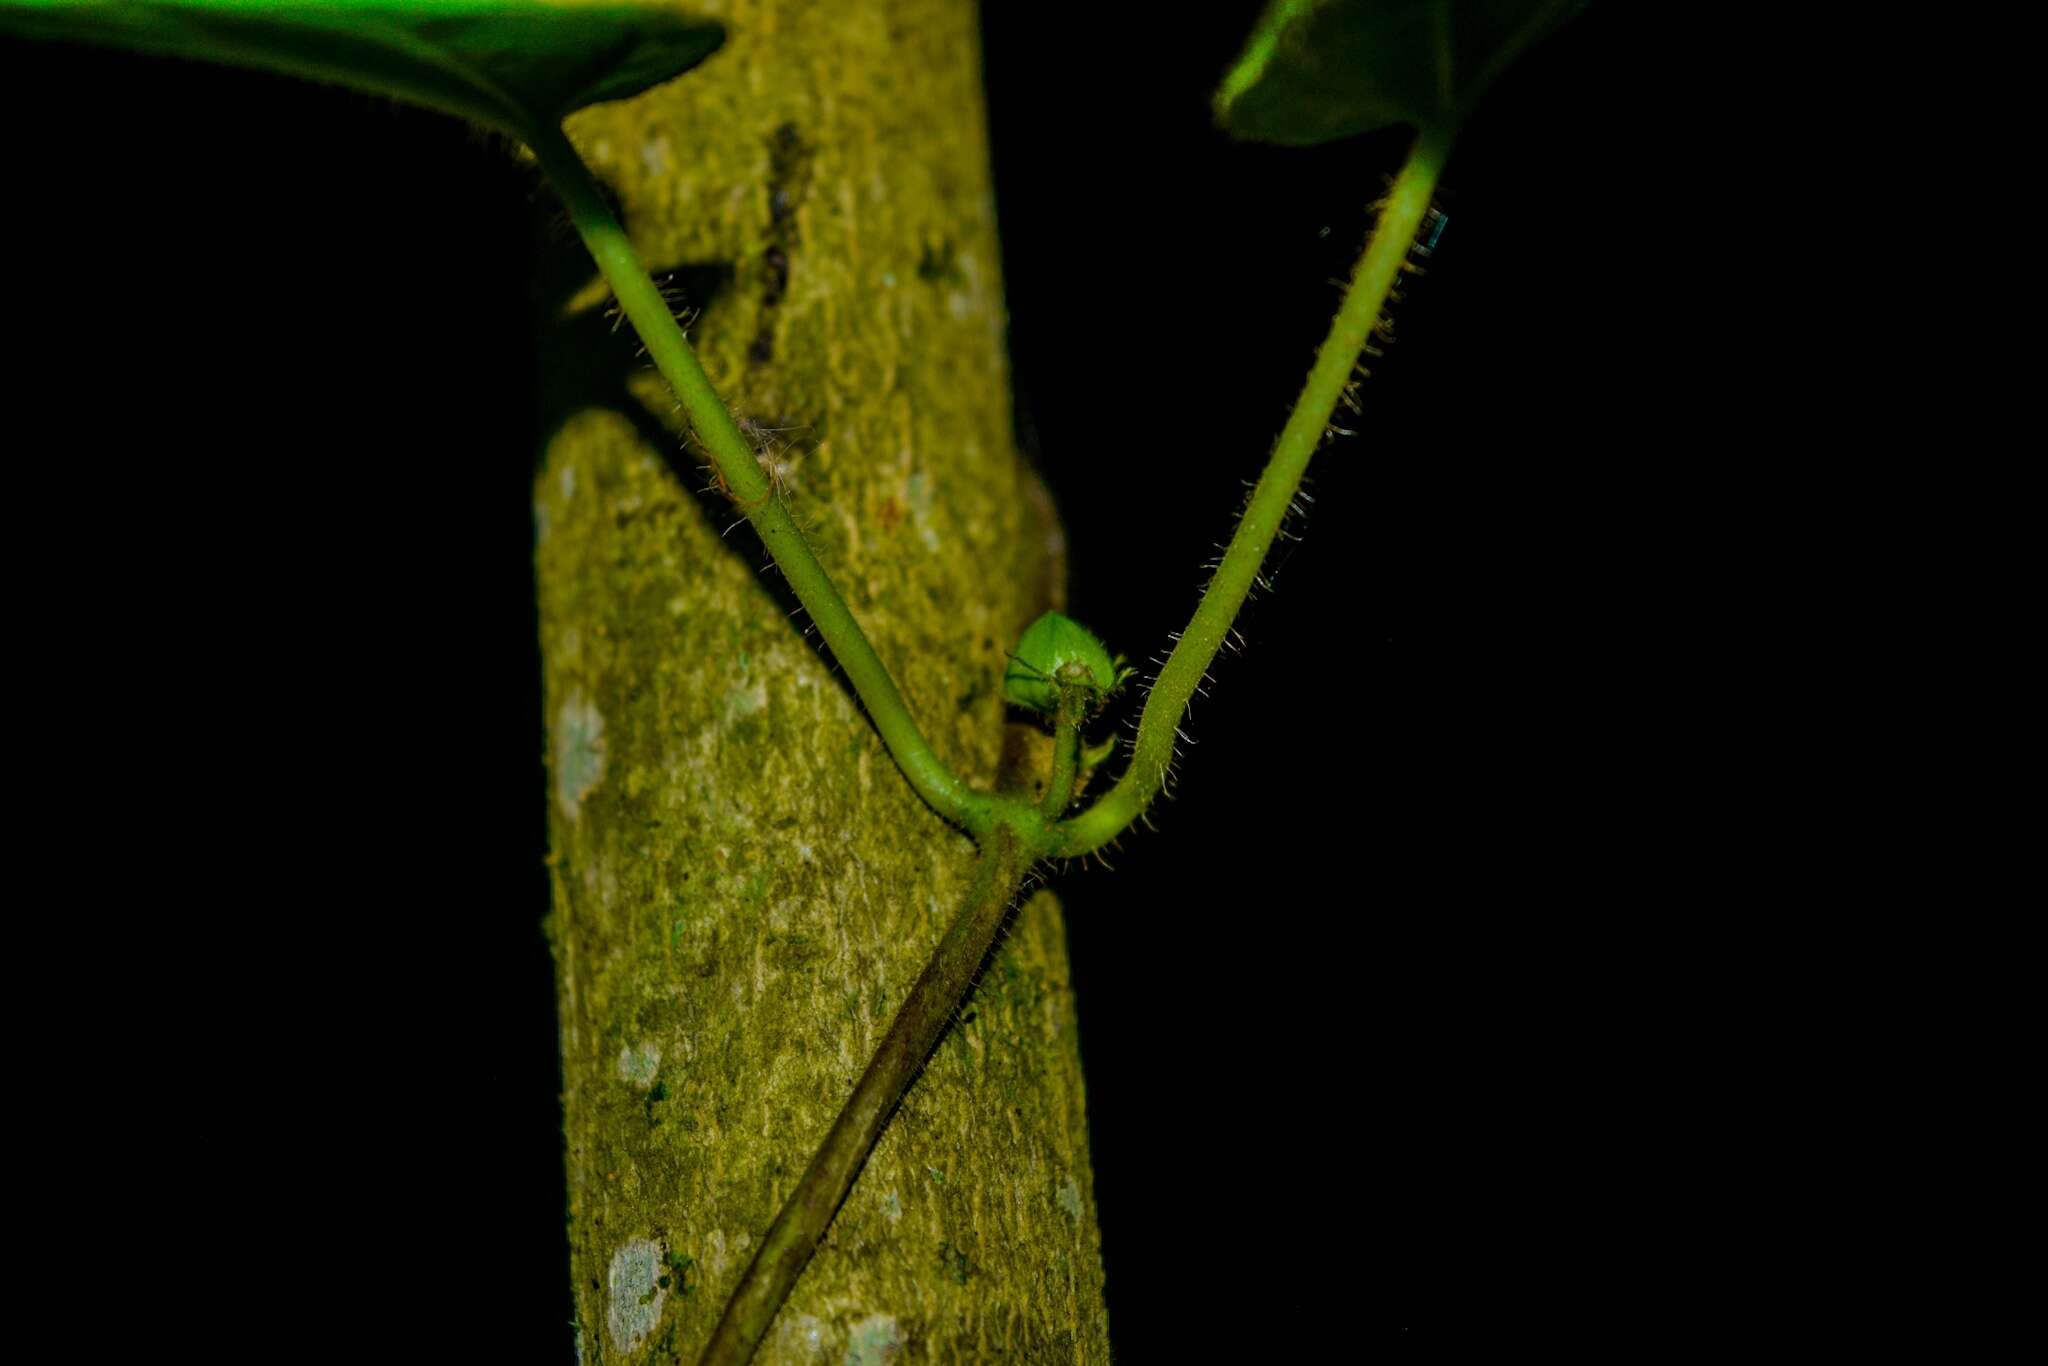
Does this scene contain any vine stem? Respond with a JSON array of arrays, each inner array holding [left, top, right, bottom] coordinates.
[[696, 824, 1035, 1366], [527, 122, 999, 835], [1052, 121, 1456, 856], [1040, 684, 1088, 818]]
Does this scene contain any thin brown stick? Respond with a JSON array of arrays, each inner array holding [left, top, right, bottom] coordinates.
[[697, 824, 1032, 1365]]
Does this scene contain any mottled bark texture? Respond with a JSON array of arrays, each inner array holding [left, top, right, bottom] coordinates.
[[535, 3, 1109, 1361]]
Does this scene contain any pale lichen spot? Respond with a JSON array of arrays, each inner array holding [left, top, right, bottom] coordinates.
[[581, 857, 619, 913], [560, 463, 577, 500], [703, 1228, 730, 1280], [764, 1311, 833, 1363], [534, 507, 551, 542], [554, 690, 606, 820], [605, 1237, 666, 1356], [843, 1313, 904, 1366], [949, 250, 984, 320], [616, 1040, 661, 1088], [1058, 1173, 1084, 1222], [881, 1189, 903, 1223], [722, 676, 769, 724], [905, 472, 941, 551], [641, 133, 672, 178]]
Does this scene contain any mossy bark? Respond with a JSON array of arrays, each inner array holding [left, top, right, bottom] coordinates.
[[534, 3, 1109, 1361]]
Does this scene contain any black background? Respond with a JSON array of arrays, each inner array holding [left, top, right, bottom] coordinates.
[[2, 4, 1717, 1359]]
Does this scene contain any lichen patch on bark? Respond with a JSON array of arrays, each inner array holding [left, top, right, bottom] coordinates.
[[554, 688, 606, 821], [606, 1237, 668, 1355]]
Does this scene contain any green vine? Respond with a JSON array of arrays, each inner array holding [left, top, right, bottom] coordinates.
[[1051, 122, 1455, 857], [529, 123, 1005, 837], [1040, 685, 1088, 819]]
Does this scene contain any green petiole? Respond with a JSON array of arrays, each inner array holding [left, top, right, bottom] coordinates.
[[1051, 121, 1456, 857], [527, 122, 1003, 837], [1040, 684, 1089, 818]]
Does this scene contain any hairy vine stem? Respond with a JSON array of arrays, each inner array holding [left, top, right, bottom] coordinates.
[[528, 123, 1003, 836], [1052, 122, 1456, 856], [1041, 684, 1088, 818]]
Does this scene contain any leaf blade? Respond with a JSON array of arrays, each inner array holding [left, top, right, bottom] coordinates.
[[0, 0, 725, 139], [1214, 0, 1588, 146]]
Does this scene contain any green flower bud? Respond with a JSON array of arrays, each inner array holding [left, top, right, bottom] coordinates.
[[1003, 611, 1131, 715]]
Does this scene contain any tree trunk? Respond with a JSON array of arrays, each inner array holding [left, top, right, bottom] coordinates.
[[534, 2, 1110, 1359]]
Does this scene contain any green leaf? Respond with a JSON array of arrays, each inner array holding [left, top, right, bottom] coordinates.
[[0, 0, 724, 140], [1214, 0, 1587, 146]]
